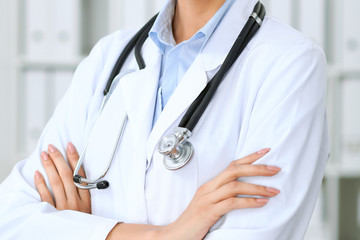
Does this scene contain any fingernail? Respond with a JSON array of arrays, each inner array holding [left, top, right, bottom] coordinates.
[[48, 144, 56, 153], [257, 148, 271, 155], [68, 142, 76, 154], [266, 187, 280, 194], [256, 198, 269, 203], [266, 166, 281, 172], [34, 170, 41, 180], [41, 151, 49, 161]]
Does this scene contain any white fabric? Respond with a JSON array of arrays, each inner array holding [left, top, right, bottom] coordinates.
[[0, 0, 329, 239]]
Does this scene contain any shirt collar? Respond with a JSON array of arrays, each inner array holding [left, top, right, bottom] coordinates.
[[149, 0, 235, 54]]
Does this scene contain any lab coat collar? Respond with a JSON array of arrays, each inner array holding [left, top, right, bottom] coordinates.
[[146, 0, 258, 162]]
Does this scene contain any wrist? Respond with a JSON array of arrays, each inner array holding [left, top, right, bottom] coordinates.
[[106, 223, 163, 240], [145, 224, 172, 240]]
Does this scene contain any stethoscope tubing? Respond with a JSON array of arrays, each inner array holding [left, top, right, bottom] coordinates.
[[73, 91, 128, 189], [72, 2, 265, 189], [104, 14, 158, 96], [179, 2, 265, 131], [73, 95, 110, 189]]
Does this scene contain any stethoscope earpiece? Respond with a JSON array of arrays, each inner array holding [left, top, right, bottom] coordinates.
[[73, 174, 110, 190], [96, 181, 110, 189]]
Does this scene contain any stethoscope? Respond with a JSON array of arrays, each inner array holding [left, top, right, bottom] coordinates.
[[73, 1, 266, 189]]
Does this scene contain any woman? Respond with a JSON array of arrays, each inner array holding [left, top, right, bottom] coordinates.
[[0, 0, 328, 239]]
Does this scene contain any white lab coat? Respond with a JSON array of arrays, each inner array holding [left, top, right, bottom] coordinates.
[[0, 0, 329, 239]]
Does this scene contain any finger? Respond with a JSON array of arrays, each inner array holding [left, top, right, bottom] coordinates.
[[34, 170, 55, 206], [209, 181, 280, 203], [48, 144, 79, 203], [204, 164, 281, 194], [214, 197, 269, 217], [41, 151, 67, 207], [66, 142, 89, 200], [233, 148, 271, 165], [199, 149, 273, 194], [66, 142, 86, 178]]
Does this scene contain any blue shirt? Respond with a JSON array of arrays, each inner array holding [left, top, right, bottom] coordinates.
[[150, 0, 234, 127]]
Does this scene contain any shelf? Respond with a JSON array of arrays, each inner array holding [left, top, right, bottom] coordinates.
[[325, 162, 360, 178], [327, 65, 360, 78], [18, 56, 85, 70]]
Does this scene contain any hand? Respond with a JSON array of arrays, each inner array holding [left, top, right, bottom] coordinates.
[[158, 148, 280, 240], [34, 143, 91, 214]]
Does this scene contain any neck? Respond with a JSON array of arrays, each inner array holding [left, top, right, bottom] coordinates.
[[172, 0, 226, 44]]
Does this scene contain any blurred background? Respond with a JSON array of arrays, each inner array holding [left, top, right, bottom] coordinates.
[[0, 0, 359, 239]]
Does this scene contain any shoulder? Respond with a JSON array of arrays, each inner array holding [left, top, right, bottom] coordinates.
[[237, 16, 327, 99], [89, 29, 137, 59], [250, 16, 326, 64], [244, 16, 327, 83], [75, 29, 138, 84], [71, 29, 138, 101]]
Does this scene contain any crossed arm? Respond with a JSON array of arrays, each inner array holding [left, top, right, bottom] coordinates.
[[34, 143, 280, 240]]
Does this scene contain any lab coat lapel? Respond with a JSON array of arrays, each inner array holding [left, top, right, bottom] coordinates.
[[120, 40, 162, 165], [146, 53, 208, 162]]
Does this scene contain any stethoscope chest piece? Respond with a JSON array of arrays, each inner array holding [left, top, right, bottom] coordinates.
[[157, 127, 194, 170]]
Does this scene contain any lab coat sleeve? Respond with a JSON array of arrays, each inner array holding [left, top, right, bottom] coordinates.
[[0, 32, 127, 239], [205, 41, 329, 239]]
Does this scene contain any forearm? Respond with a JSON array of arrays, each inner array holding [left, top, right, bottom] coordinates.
[[106, 223, 164, 240], [107, 221, 207, 240], [32, 142, 278, 240]]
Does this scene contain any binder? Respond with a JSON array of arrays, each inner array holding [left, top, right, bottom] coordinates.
[[52, 0, 81, 60], [299, 0, 325, 48], [24, 0, 81, 60], [82, 0, 109, 53], [341, 78, 360, 167], [342, 0, 360, 68], [24, 0, 51, 60]]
